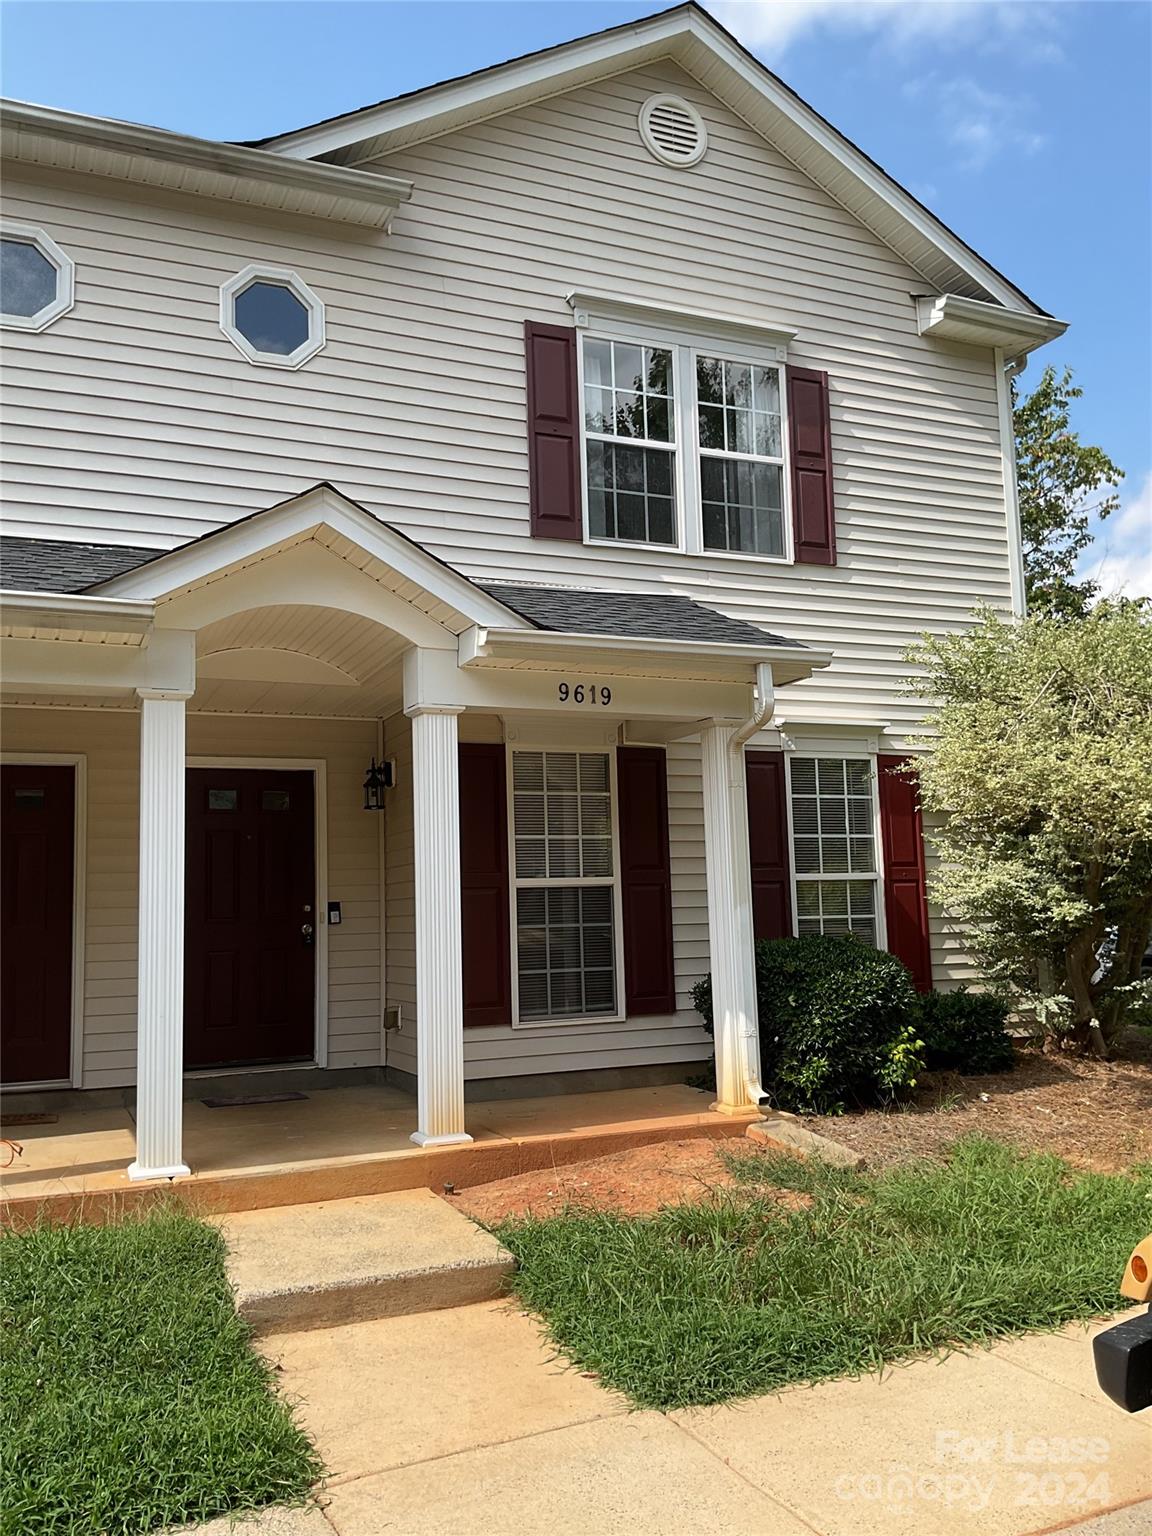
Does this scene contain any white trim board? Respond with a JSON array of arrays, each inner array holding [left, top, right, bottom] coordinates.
[[0, 752, 87, 1090], [186, 756, 330, 1071]]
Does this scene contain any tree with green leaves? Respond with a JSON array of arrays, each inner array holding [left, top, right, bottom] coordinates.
[[907, 604, 1152, 1056], [1014, 364, 1123, 618]]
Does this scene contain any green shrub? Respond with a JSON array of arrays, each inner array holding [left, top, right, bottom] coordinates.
[[692, 934, 924, 1115], [918, 987, 1015, 1074]]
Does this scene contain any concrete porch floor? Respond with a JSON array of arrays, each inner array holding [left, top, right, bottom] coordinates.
[[0, 1081, 756, 1221]]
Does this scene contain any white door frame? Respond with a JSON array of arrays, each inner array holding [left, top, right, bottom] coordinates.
[[185, 756, 329, 1070], [0, 752, 88, 1090]]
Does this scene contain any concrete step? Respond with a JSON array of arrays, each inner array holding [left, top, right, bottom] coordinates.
[[216, 1188, 514, 1335], [746, 1115, 866, 1170]]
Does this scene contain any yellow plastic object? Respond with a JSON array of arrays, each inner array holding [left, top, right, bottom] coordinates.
[[1119, 1236, 1152, 1302]]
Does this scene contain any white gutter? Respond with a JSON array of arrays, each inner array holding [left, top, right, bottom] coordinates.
[[1, 99, 413, 229], [732, 661, 776, 749], [994, 349, 1029, 616], [460, 623, 830, 674], [0, 588, 155, 634], [916, 294, 1067, 356]]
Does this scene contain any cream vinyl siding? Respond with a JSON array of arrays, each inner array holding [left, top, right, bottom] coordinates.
[[923, 807, 979, 990], [3, 61, 1011, 747], [0, 707, 381, 1087]]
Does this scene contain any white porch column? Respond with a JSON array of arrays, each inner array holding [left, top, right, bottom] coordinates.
[[700, 722, 763, 1115], [128, 691, 191, 1180], [407, 705, 472, 1147]]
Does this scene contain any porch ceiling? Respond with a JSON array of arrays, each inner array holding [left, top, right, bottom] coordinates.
[[191, 603, 407, 718]]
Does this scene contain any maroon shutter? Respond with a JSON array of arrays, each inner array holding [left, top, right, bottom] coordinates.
[[787, 366, 837, 566], [877, 756, 932, 993], [745, 751, 793, 941], [525, 320, 583, 541], [617, 747, 676, 1016], [459, 743, 511, 1027]]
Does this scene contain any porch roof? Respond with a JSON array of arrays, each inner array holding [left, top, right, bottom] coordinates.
[[0, 522, 810, 657], [0, 537, 161, 594], [478, 582, 799, 649]]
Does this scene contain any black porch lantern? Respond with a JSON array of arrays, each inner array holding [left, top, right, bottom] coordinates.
[[362, 756, 393, 811]]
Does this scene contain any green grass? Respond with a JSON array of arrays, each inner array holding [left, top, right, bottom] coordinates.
[[494, 1136, 1152, 1410], [1, 1206, 322, 1536]]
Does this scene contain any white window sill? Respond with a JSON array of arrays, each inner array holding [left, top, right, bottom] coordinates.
[[511, 1011, 626, 1031], [584, 534, 793, 567]]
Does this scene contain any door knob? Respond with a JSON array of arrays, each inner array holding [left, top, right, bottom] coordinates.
[[301, 922, 314, 947]]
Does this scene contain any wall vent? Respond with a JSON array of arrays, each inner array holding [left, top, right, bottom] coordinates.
[[638, 94, 708, 168]]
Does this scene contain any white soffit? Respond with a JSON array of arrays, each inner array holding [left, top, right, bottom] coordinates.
[[0, 100, 413, 230], [260, 4, 1048, 317]]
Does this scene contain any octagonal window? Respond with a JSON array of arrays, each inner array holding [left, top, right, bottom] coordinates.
[[234, 281, 310, 356], [220, 264, 325, 368], [1, 224, 75, 331]]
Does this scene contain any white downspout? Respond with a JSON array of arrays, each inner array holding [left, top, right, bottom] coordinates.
[[732, 662, 776, 1109], [732, 661, 776, 751], [997, 350, 1029, 617]]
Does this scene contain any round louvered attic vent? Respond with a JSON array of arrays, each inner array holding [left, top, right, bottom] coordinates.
[[638, 94, 708, 167]]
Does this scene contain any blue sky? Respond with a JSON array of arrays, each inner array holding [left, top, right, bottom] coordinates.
[[3, 0, 1149, 594]]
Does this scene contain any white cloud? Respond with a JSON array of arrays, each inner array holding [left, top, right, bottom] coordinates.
[[1079, 473, 1152, 602], [712, 0, 1063, 60], [713, 2, 1055, 172], [904, 74, 1048, 170]]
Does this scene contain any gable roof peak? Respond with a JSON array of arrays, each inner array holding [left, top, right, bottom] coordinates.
[[254, 0, 1049, 318]]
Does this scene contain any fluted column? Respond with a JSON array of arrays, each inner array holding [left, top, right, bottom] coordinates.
[[128, 691, 191, 1180], [408, 705, 472, 1147], [700, 722, 762, 1114]]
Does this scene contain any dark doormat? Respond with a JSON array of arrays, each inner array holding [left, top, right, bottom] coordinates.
[[0, 1111, 59, 1126], [200, 1092, 310, 1109]]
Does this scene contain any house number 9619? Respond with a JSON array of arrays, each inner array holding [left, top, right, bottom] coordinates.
[[558, 682, 612, 705]]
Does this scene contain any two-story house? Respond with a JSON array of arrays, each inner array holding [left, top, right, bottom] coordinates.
[[0, 3, 1065, 1185]]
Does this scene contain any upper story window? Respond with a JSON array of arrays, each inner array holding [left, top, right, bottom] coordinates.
[[219, 263, 325, 369], [583, 339, 676, 546], [577, 321, 791, 562], [0, 223, 75, 332], [697, 354, 785, 558]]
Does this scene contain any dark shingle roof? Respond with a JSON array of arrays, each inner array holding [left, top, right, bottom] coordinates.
[[0, 538, 160, 594], [478, 583, 802, 648], [0, 539, 802, 653]]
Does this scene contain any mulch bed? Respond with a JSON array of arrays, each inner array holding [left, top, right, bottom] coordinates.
[[443, 1041, 1152, 1222], [445, 1136, 806, 1223], [810, 1040, 1152, 1173]]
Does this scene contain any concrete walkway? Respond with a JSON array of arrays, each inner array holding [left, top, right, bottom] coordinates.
[[194, 1301, 1150, 1536]]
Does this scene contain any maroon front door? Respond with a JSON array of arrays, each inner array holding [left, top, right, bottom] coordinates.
[[1, 764, 75, 1084], [184, 768, 316, 1069]]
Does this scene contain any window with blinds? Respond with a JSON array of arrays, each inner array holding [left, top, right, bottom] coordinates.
[[511, 750, 619, 1022], [788, 756, 880, 945]]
